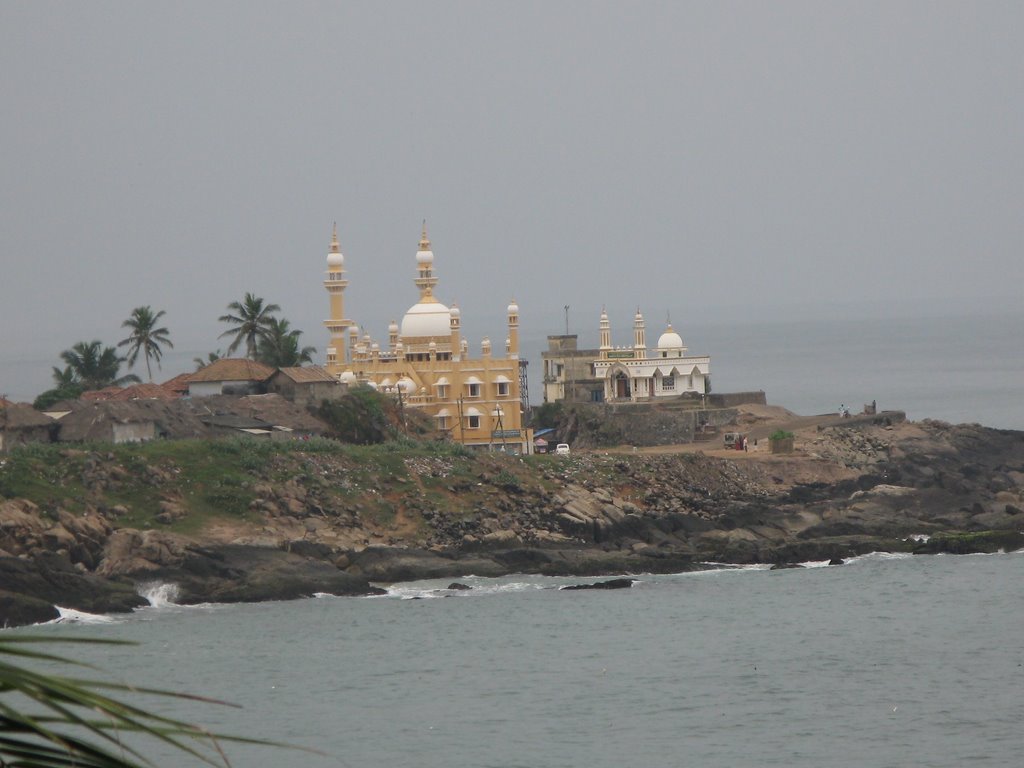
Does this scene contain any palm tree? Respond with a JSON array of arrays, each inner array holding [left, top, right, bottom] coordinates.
[[118, 306, 173, 381], [32, 366, 85, 409], [60, 341, 140, 391], [193, 350, 223, 371], [0, 635, 287, 767], [218, 293, 281, 359], [256, 318, 316, 367]]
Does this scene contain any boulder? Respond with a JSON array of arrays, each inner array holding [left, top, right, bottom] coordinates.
[[561, 578, 635, 590]]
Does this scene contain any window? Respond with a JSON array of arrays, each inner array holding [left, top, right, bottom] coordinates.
[[497, 382, 510, 396], [662, 375, 675, 391], [467, 415, 480, 429], [688, 374, 694, 389], [436, 385, 448, 399], [467, 383, 481, 398], [437, 416, 449, 430]]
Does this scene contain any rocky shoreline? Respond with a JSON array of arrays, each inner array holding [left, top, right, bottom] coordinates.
[[2, 411, 1023, 628]]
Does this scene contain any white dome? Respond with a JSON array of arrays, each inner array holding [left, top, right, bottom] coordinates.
[[657, 327, 684, 350], [398, 377, 416, 393], [327, 252, 344, 268], [449, 305, 461, 318], [416, 248, 434, 265], [401, 300, 452, 338], [339, 371, 357, 384], [507, 301, 519, 314]]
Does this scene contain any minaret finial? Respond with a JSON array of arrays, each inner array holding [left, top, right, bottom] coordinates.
[[330, 221, 340, 252], [420, 219, 430, 249]]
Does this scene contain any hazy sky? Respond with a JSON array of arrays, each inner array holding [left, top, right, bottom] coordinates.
[[2, 2, 1022, 401]]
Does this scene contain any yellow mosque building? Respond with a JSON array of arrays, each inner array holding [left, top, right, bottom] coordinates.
[[322, 224, 532, 453]]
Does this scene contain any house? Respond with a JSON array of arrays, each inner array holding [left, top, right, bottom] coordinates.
[[53, 399, 210, 443], [266, 366, 342, 406], [109, 383, 178, 402], [160, 372, 193, 398], [56, 402, 159, 444], [0, 403, 55, 452], [186, 394, 328, 438], [187, 358, 274, 397]]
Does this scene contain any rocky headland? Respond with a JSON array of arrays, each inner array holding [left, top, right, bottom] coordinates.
[[2, 406, 1023, 628]]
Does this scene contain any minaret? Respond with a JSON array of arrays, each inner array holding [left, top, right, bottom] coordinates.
[[599, 306, 611, 356], [450, 305, 462, 361], [507, 299, 519, 360], [324, 223, 354, 368], [388, 320, 399, 353], [633, 308, 646, 354], [414, 221, 439, 301]]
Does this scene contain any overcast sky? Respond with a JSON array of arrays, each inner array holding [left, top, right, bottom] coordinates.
[[2, 2, 1022, 401]]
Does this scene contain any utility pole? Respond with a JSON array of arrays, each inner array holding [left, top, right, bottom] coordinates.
[[564, 305, 569, 335]]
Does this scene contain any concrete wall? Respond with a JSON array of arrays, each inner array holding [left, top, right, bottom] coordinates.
[[112, 422, 155, 444]]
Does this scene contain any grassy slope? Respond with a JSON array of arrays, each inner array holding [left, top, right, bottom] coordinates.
[[0, 438, 563, 539]]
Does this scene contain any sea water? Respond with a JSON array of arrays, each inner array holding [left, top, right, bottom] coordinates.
[[16, 551, 1024, 767]]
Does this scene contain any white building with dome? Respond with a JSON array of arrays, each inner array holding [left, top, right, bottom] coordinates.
[[543, 308, 710, 403], [322, 224, 531, 453]]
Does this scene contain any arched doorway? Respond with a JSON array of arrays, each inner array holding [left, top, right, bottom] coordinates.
[[614, 371, 630, 399]]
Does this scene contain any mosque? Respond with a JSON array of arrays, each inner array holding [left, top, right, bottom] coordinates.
[[542, 308, 710, 404], [322, 224, 532, 453]]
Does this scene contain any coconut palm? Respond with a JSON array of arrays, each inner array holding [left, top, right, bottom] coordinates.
[[118, 306, 174, 381], [256, 318, 316, 367], [32, 366, 85, 409], [59, 341, 140, 391], [0, 635, 287, 767], [217, 293, 281, 359], [193, 350, 223, 371]]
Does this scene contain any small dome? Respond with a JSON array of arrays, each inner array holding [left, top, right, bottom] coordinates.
[[401, 299, 452, 338], [507, 300, 519, 314], [388, 320, 399, 333], [339, 371, 357, 384], [657, 324, 684, 350], [449, 305, 461, 318], [398, 377, 416, 394], [327, 251, 344, 268], [416, 247, 434, 265]]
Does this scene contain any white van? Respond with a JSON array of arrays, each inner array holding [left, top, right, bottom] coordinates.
[[554, 443, 571, 455]]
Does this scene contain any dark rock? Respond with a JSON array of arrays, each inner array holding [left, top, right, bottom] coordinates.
[[0, 589, 60, 627], [447, 582, 472, 590], [828, 557, 845, 565], [140, 545, 385, 603], [561, 578, 635, 590], [0, 554, 147, 625]]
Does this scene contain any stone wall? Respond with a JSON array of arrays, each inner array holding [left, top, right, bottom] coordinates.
[[707, 391, 767, 408], [564, 402, 737, 447]]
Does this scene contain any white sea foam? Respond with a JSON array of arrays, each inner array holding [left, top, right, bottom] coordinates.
[[137, 582, 180, 607], [52, 606, 117, 624], [843, 551, 915, 565]]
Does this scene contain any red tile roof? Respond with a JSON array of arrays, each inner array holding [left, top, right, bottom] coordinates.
[[188, 358, 275, 383], [160, 372, 194, 394], [110, 383, 177, 401], [274, 366, 337, 384]]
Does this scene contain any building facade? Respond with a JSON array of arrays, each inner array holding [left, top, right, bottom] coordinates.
[[543, 308, 711, 404], [323, 225, 531, 453]]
